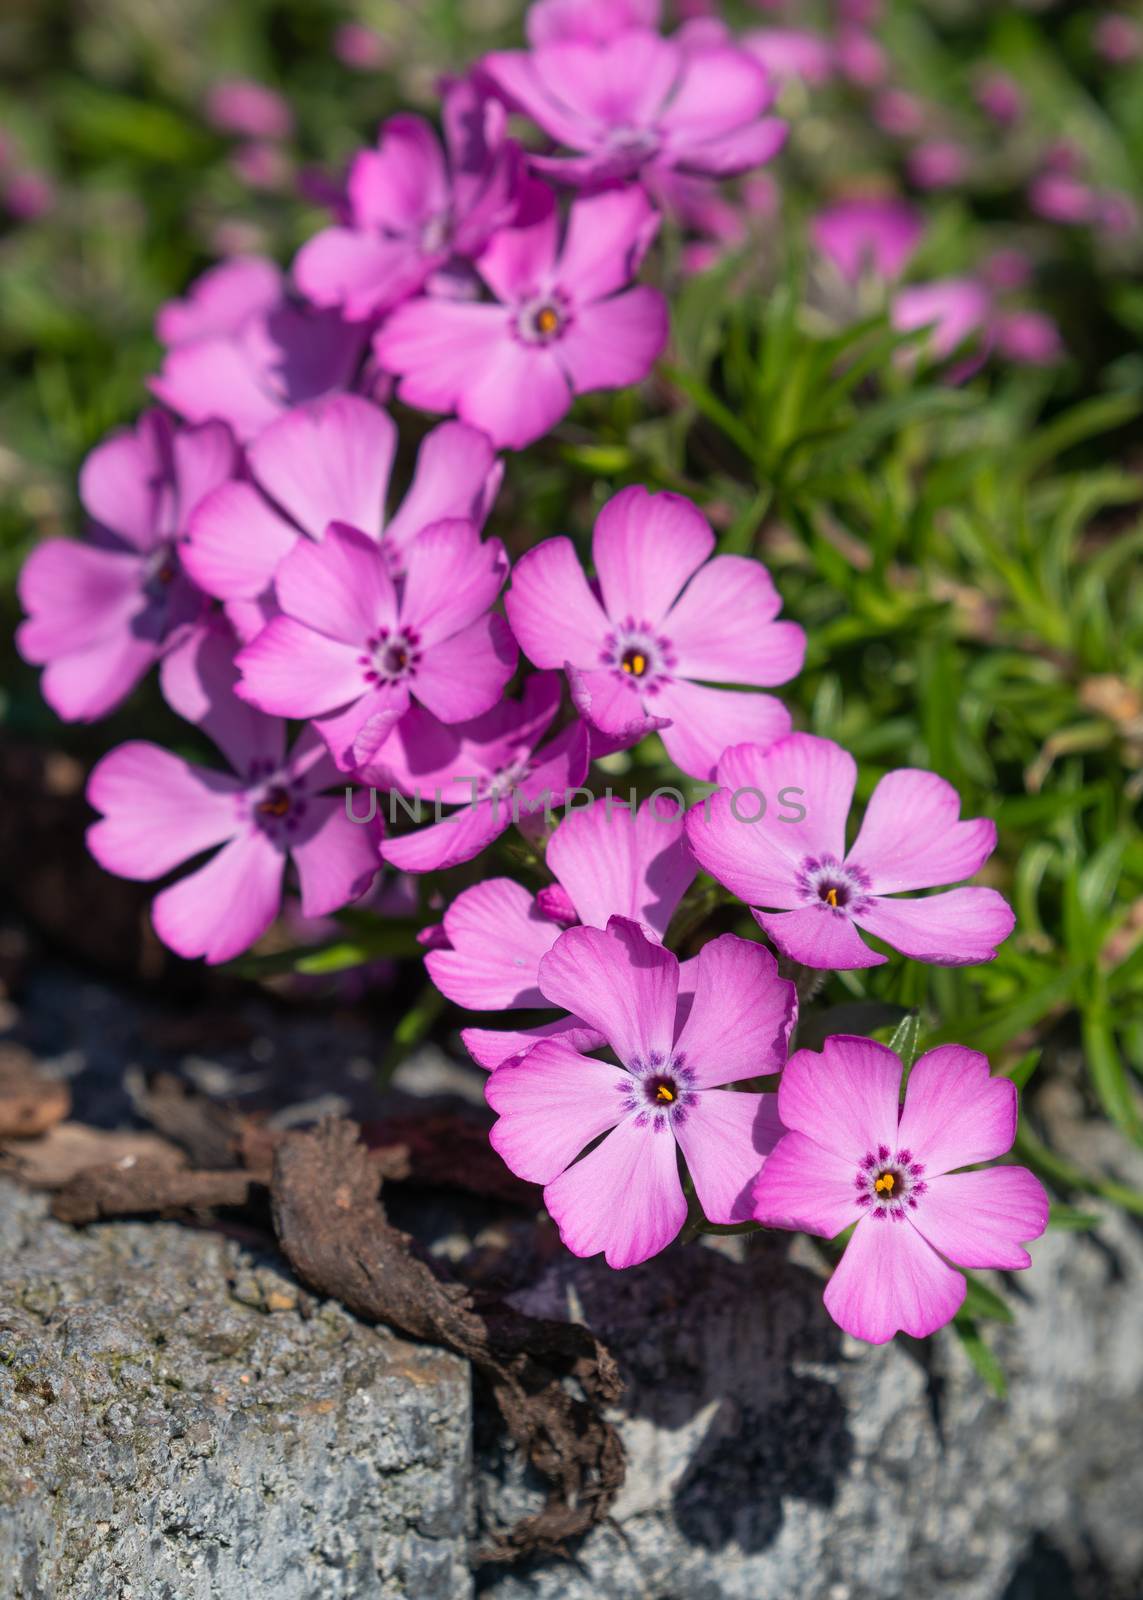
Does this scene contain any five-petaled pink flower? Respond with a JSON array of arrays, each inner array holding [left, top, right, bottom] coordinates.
[[425, 792, 697, 1068], [526, 0, 661, 47], [373, 185, 668, 450], [753, 1036, 1049, 1343], [481, 29, 785, 186], [686, 733, 1015, 969], [235, 519, 516, 772], [505, 486, 804, 778], [16, 410, 236, 722], [811, 197, 923, 284], [487, 919, 796, 1267], [151, 256, 364, 443], [87, 627, 382, 964], [294, 78, 522, 321]]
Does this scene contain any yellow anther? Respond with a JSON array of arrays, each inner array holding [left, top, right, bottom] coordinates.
[[655, 1084, 675, 1103], [258, 791, 291, 818], [536, 305, 560, 335], [826, 887, 839, 908], [622, 652, 647, 676], [874, 1172, 896, 1194]]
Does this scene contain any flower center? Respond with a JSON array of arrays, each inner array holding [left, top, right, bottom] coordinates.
[[616, 1053, 699, 1131], [856, 1146, 927, 1218], [621, 647, 648, 677], [362, 626, 421, 685], [257, 786, 291, 819], [516, 293, 571, 345], [602, 619, 677, 695], [645, 1074, 678, 1105], [249, 776, 307, 838], [797, 856, 873, 916]]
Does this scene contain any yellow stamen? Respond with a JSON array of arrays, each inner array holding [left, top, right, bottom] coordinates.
[[874, 1172, 896, 1194], [655, 1084, 675, 1103], [622, 652, 647, 676], [536, 306, 560, 335], [826, 887, 839, 908], [258, 792, 291, 818]]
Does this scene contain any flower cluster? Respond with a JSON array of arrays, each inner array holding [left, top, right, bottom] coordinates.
[[16, 0, 1050, 1348]]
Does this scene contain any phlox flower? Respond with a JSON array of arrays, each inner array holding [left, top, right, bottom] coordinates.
[[204, 79, 293, 141], [907, 140, 970, 192], [527, 0, 660, 45], [86, 626, 382, 964], [182, 393, 501, 636], [151, 256, 364, 443], [293, 78, 522, 321], [234, 519, 515, 772], [891, 277, 992, 368], [754, 1036, 1049, 1343], [994, 309, 1064, 367], [481, 29, 785, 187], [16, 410, 236, 721], [811, 196, 923, 284], [425, 791, 698, 1067], [743, 29, 835, 88], [373, 185, 668, 450], [487, 920, 795, 1267], [369, 672, 589, 873], [685, 733, 1015, 969], [504, 486, 804, 779]]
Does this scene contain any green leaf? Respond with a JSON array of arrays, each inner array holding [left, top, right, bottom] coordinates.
[[953, 1319, 1008, 1397], [886, 1011, 922, 1069], [1047, 1205, 1101, 1231], [959, 1272, 1014, 1324]]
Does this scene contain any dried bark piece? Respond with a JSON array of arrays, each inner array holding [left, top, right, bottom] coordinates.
[[0, 1123, 184, 1189], [0, 1046, 71, 1138], [52, 1160, 268, 1225], [270, 1118, 625, 1564]]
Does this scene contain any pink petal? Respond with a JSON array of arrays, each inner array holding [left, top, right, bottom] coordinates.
[[78, 418, 167, 549], [313, 681, 411, 772], [86, 741, 243, 879], [37, 631, 160, 723], [399, 520, 507, 646], [778, 1036, 902, 1164], [672, 933, 795, 1086], [159, 621, 285, 776], [756, 906, 887, 970], [665, 555, 805, 686], [384, 798, 508, 874], [411, 612, 517, 724], [567, 665, 670, 742], [547, 791, 697, 940], [544, 1111, 688, 1267], [275, 522, 396, 644], [150, 340, 284, 442], [675, 1089, 782, 1223], [475, 202, 560, 303], [673, 117, 787, 177], [487, 1039, 629, 1184], [896, 1045, 1017, 1175], [855, 887, 1015, 965], [654, 680, 792, 782], [151, 829, 285, 964], [452, 339, 571, 452], [911, 1167, 1048, 1271], [347, 115, 447, 231], [290, 796, 382, 917], [504, 536, 610, 669], [538, 34, 681, 131], [556, 287, 668, 396], [427, 878, 562, 1007], [383, 422, 501, 564], [235, 616, 366, 717], [156, 256, 282, 345], [462, 1016, 607, 1071], [823, 1211, 967, 1344], [557, 187, 662, 304], [847, 768, 998, 893], [170, 420, 238, 522], [538, 917, 679, 1067], [752, 1130, 864, 1236], [527, 0, 661, 47], [592, 486, 714, 627], [293, 227, 427, 320], [248, 394, 397, 543], [182, 481, 298, 601], [479, 53, 605, 151], [658, 46, 771, 139], [516, 718, 591, 807], [17, 541, 143, 662]]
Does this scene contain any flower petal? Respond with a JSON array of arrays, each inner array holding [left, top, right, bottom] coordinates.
[[855, 887, 1015, 965], [182, 481, 298, 601], [675, 1089, 782, 1224], [557, 187, 661, 303], [86, 741, 243, 879], [911, 1167, 1049, 1271], [776, 1036, 902, 1165], [505, 536, 610, 670], [547, 791, 697, 941], [672, 933, 795, 1086], [823, 1211, 966, 1344], [426, 878, 563, 1008], [538, 917, 679, 1066], [847, 768, 998, 893], [654, 680, 792, 781], [248, 393, 397, 543], [399, 520, 507, 646], [487, 1039, 629, 1184], [346, 115, 448, 231], [384, 797, 509, 874], [664, 554, 805, 686], [752, 1130, 864, 1236], [566, 665, 671, 742], [290, 795, 382, 918], [895, 1044, 1016, 1176], [78, 418, 167, 549], [756, 905, 887, 970], [383, 422, 502, 564], [293, 228, 426, 320], [235, 616, 366, 717], [462, 1017, 607, 1071], [555, 287, 668, 396], [544, 1112, 688, 1268], [410, 612, 518, 724], [591, 486, 713, 628], [275, 522, 397, 643], [312, 681, 411, 771], [151, 829, 285, 964]]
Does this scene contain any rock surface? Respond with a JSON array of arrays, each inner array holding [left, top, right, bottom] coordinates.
[[0, 1184, 472, 1600]]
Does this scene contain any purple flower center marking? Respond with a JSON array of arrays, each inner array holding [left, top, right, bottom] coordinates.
[[616, 1052, 698, 1132], [855, 1144, 927, 1221], [795, 855, 873, 916], [361, 626, 422, 685], [515, 293, 571, 345], [245, 767, 309, 841], [601, 617, 677, 696]]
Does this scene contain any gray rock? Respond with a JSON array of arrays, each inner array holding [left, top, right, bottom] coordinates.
[[0, 1184, 472, 1600]]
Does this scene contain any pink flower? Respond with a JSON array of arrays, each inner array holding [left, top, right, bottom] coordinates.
[[891, 277, 992, 364], [372, 672, 590, 872], [183, 393, 501, 631], [151, 256, 364, 443], [981, 248, 1032, 291], [526, 0, 661, 46], [87, 627, 382, 964], [229, 141, 292, 192], [872, 90, 928, 139], [293, 79, 522, 320], [480, 31, 786, 186], [811, 196, 923, 283], [1028, 172, 1098, 226], [906, 140, 970, 191], [834, 27, 888, 90], [743, 28, 835, 87], [204, 79, 293, 141], [16, 411, 236, 721], [235, 519, 516, 772], [3, 170, 55, 221], [994, 309, 1064, 366], [974, 69, 1024, 127], [505, 487, 804, 779], [426, 792, 698, 1067], [373, 186, 668, 450], [685, 733, 1015, 969], [754, 1037, 1049, 1343], [1094, 13, 1142, 65], [487, 920, 795, 1266], [333, 23, 392, 71]]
